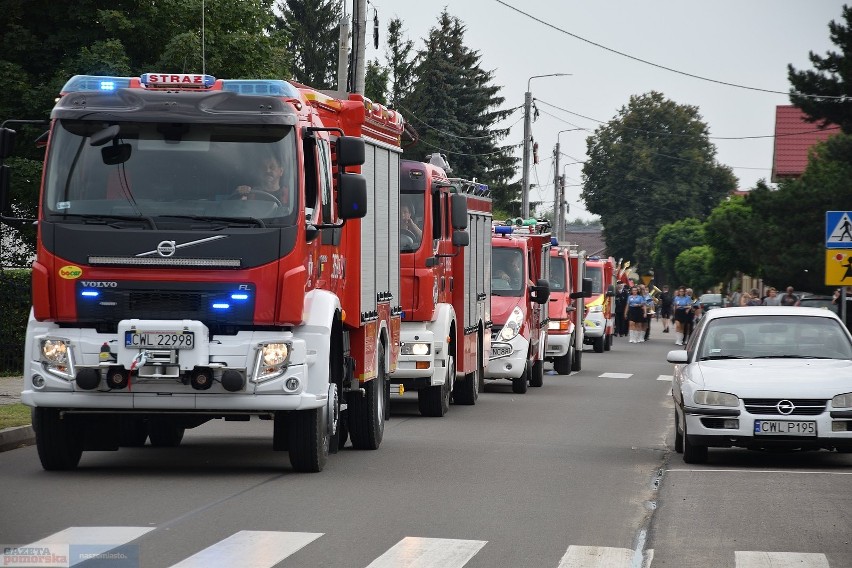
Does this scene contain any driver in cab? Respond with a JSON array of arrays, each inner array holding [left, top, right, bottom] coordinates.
[[400, 203, 423, 241], [235, 155, 289, 208]]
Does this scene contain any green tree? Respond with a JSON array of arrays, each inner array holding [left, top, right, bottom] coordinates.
[[401, 10, 517, 210], [278, 0, 340, 89], [703, 194, 757, 288], [674, 246, 716, 292], [788, 5, 852, 133], [651, 218, 705, 285], [364, 58, 389, 104], [385, 17, 416, 108], [581, 91, 737, 265]]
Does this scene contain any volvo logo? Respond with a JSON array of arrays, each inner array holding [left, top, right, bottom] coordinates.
[[776, 399, 796, 415], [80, 281, 117, 288], [157, 241, 176, 257]]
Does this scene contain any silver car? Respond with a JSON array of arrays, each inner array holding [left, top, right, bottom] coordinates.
[[667, 306, 852, 463]]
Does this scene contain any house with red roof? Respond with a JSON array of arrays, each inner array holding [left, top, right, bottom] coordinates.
[[771, 105, 840, 182]]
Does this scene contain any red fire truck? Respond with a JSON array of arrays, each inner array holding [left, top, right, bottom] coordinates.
[[583, 255, 617, 353], [0, 73, 404, 472], [390, 157, 492, 416], [546, 240, 591, 374], [486, 219, 551, 393]]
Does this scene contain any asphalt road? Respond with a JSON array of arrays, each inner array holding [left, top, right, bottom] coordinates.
[[1, 322, 850, 567]]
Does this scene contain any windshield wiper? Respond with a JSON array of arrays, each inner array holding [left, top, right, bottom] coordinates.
[[56, 213, 157, 229], [699, 355, 745, 360], [752, 354, 832, 359], [158, 215, 266, 228]]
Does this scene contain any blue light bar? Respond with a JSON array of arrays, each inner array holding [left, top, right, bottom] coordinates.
[[494, 226, 513, 235], [81, 290, 99, 297], [230, 293, 249, 300], [212, 303, 230, 310], [61, 75, 132, 93], [551, 237, 559, 246], [221, 80, 301, 98]]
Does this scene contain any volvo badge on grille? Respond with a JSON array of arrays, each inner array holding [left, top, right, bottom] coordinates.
[[136, 235, 227, 257]]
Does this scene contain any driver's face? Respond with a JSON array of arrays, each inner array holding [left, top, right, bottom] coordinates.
[[261, 158, 284, 189]]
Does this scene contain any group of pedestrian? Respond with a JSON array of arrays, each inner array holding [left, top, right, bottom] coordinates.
[[618, 283, 661, 343], [728, 286, 800, 307]]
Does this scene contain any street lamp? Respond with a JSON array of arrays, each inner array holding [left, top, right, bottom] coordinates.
[[522, 73, 569, 218], [553, 128, 583, 240]]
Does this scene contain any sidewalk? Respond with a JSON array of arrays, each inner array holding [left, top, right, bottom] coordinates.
[[0, 375, 34, 452]]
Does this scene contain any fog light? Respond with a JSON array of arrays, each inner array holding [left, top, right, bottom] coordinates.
[[221, 370, 245, 392], [32, 375, 45, 389], [190, 368, 213, 390], [106, 366, 129, 389], [723, 419, 739, 429], [75, 368, 101, 390], [832, 421, 850, 432], [284, 377, 300, 392]]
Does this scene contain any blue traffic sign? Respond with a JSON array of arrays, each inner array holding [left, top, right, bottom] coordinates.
[[826, 211, 852, 248]]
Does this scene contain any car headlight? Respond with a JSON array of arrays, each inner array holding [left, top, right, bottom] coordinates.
[[401, 342, 431, 356], [41, 339, 69, 365], [587, 305, 603, 314], [498, 306, 524, 341], [262, 343, 290, 366], [832, 393, 852, 409], [693, 390, 739, 407]]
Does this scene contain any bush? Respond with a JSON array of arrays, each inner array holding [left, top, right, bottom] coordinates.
[[0, 269, 31, 375]]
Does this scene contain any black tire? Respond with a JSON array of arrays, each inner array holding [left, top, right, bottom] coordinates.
[[593, 336, 604, 353], [288, 407, 329, 472], [453, 367, 479, 405], [571, 342, 582, 372], [674, 409, 684, 454], [604, 333, 612, 351], [148, 419, 185, 447], [349, 343, 386, 450], [554, 352, 571, 375], [34, 408, 82, 471], [118, 416, 148, 447], [419, 355, 453, 416], [328, 323, 346, 455], [682, 418, 708, 464], [512, 361, 530, 394], [529, 358, 544, 387]]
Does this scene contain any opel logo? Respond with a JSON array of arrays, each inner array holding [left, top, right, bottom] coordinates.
[[157, 240, 176, 257], [776, 399, 796, 415]]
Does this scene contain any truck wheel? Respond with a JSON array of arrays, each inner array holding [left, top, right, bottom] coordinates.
[[529, 358, 544, 387], [571, 344, 582, 372], [419, 355, 453, 416], [288, 407, 329, 472], [34, 408, 83, 471], [593, 336, 604, 353], [512, 361, 529, 394], [148, 419, 185, 447], [453, 361, 479, 406], [349, 343, 386, 450], [118, 416, 148, 447], [554, 352, 571, 375]]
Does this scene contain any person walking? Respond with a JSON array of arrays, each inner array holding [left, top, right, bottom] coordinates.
[[643, 285, 655, 341], [780, 286, 800, 306], [659, 285, 672, 333], [682, 288, 699, 344], [762, 287, 781, 306], [672, 286, 691, 346], [614, 283, 629, 337], [625, 286, 647, 343]]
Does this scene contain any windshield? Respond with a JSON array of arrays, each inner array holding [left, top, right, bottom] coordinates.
[[492, 247, 524, 296], [697, 315, 852, 360], [700, 294, 722, 304], [549, 256, 566, 291], [43, 120, 298, 226], [586, 265, 603, 294], [399, 192, 424, 251]]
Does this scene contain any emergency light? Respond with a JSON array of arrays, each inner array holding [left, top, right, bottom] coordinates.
[[221, 80, 300, 98], [61, 75, 132, 93]]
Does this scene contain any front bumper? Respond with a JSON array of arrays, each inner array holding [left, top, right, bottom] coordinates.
[[583, 311, 605, 339], [684, 407, 852, 451], [485, 334, 529, 379], [390, 325, 448, 386], [545, 332, 571, 358]]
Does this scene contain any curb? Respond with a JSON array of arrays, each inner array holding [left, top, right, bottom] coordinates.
[[0, 425, 35, 452]]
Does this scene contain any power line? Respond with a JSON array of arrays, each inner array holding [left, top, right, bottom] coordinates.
[[399, 104, 522, 140], [416, 137, 519, 157], [494, 0, 851, 101]]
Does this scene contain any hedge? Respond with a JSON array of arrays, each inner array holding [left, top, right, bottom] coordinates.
[[0, 269, 30, 375]]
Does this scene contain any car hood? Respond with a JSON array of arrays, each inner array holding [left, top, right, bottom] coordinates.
[[492, 295, 525, 325], [693, 359, 852, 398]]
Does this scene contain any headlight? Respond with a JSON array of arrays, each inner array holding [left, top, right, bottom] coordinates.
[[401, 342, 431, 356], [832, 393, 852, 408], [41, 339, 69, 365], [588, 305, 603, 314], [262, 343, 290, 366], [693, 390, 739, 407], [498, 306, 524, 341]]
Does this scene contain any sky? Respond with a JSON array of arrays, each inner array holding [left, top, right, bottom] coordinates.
[[365, 0, 845, 220]]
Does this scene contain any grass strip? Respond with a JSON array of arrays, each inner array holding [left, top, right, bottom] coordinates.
[[0, 404, 32, 430]]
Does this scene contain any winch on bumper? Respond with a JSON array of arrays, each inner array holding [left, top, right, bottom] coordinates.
[[21, 318, 327, 412]]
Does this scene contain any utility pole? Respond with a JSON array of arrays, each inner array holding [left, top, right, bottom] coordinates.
[[522, 74, 568, 218], [336, 0, 350, 94], [353, 0, 367, 94], [553, 142, 561, 238]]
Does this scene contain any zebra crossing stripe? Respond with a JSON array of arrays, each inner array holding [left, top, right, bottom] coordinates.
[[598, 372, 633, 379], [656, 375, 672, 381], [27, 526, 154, 566], [557, 545, 636, 567], [735, 551, 829, 568], [168, 531, 322, 568], [365, 537, 487, 568]]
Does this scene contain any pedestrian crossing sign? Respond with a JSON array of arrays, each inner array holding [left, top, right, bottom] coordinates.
[[825, 249, 852, 286], [826, 211, 852, 248]]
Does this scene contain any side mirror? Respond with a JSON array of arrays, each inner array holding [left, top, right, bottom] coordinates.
[[606, 285, 615, 297], [452, 229, 469, 247], [667, 350, 688, 364], [338, 172, 367, 219], [450, 193, 468, 229], [581, 277, 593, 297], [0, 128, 16, 159], [336, 136, 365, 167], [531, 278, 550, 304]]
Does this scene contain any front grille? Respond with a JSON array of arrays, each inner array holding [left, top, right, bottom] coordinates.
[[743, 398, 827, 416]]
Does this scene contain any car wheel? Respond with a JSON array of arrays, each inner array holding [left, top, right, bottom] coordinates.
[[529, 358, 544, 387], [554, 352, 571, 375], [512, 361, 529, 394], [674, 409, 683, 454], [682, 417, 708, 464], [34, 408, 83, 471]]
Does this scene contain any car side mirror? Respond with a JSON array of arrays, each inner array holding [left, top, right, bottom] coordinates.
[[667, 350, 688, 364], [450, 194, 468, 229], [338, 173, 367, 219], [531, 278, 550, 304], [452, 229, 469, 247], [336, 136, 365, 167]]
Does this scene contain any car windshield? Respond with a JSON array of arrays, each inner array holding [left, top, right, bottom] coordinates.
[[798, 297, 835, 310], [492, 247, 524, 296], [549, 256, 566, 291], [586, 265, 603, 294], [700, 294, 722, 304], [697, 314, 852, 361]]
